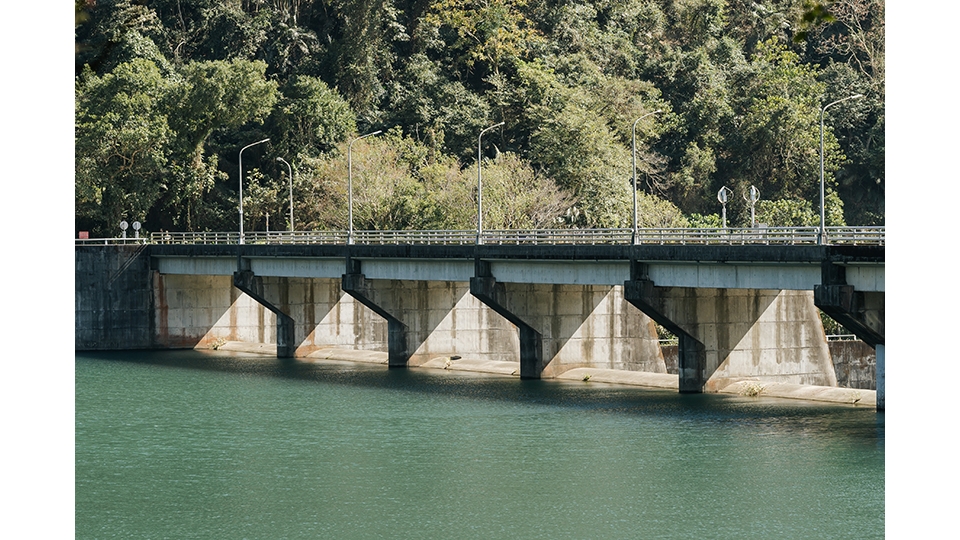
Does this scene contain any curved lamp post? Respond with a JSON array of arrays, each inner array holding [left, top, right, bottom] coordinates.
[[819, 94, 863, 245], [238, 138, 270, 244], [348, 130, 382, 245], [477, 121, 505, 244], [277, 157, 294, 232], [632, 110, 663, 244], [743, 185, 760, 227], [717, 186, 732, 228]]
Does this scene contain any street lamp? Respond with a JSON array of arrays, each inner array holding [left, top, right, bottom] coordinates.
[[277, 157, 293, 232], [819, 93, 863, 245], [632, 110, 663, 244], [238, 138, 270, 244], [477, 121, 505, 244], [348, 130, 382, 245]]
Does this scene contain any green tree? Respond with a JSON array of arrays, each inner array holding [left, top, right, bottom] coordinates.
[[687, 212, 723, 228], [424, 0, 541, 80], [239, 168, 283, 232], [297, 133, 438, 231], [76, 59, 173, 236], [723, 38, 826, 218], [465, 152, 573, 229], [635, 192, 690, 228], [321, 0, 407, 125], [75, 0, 166, 75], [270, 75, 356, 157], [754, 198, 818, 226], [162, 59, 279, 230], [386, 53, 492, 160]]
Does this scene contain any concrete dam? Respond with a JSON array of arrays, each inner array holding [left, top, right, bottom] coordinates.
[[75, 240, 884, 409]]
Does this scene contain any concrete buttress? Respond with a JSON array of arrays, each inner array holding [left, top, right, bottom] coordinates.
[[342, 259, 520, 368], [471, 261, 664, 379], [625, 262, 835, 393], [814, 261, 885, 410], [341, 271, 410, 367], [233, 270, 296, 358]]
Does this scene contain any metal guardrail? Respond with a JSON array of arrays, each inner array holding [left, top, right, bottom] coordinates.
[[151, 231, 240, 245], [74, 226, 885, 246], [246, 231, 346, 244], [826, 334, 861, 342], [352, 230, 475, 245], [75, 237, 149, 246], [484, 229, 632, 245], [825, 227, 885, 245]]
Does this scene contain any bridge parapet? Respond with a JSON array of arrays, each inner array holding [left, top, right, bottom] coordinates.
[[75, 226, 886, 247]]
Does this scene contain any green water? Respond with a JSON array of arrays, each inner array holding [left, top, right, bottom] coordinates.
[[76, 350, 883, 539]]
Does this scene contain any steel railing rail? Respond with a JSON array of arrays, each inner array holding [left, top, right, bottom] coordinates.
[[351, 230, 476, 245], [824, 226, 885, 245], [244, 230, 347, 245], [632, 226, 823, 245], [75, 237, 150, 246], [484, 228, 632, 245], [75, 226, 885, 246], [826, 334, 861, 342], [150, 231, 240, 245]]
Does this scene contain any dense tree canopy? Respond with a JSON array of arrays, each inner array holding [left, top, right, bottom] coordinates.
[[75, 0, 884, 237]]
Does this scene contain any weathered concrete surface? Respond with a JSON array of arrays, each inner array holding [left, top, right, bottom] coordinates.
[[718, 380, 876, 407], [471, 275, 666, 379], [76, 245, 154, 350], [240, 277, 387, 357], [626, 280, 835, 392], [419, 356, 522, 376], [78, 245, 881, 409], [663, 340, 877, 390], [256, 277, 388, 357], [155, 272, 522, 367], [153, 274, 269, 348], [233, 270, 295, 357], [829, 340, 877, 390], [210, 343, 874, 406], [152, 274, 389, 354], [341, 275, 521, 367], [556, 368, 679, 389]]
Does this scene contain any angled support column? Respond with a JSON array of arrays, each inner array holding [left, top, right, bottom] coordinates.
[[341, 259, 409, 368], [814, 262, 884, 347], [469, 260, 543, 379], [624, 262, 706, 393], [814, 261, 885, 410], [232, 269, 296, 358]]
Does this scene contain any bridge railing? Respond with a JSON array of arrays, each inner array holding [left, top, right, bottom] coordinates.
[[633, 227, 823, 245], [75, 237, 150, 246], [246, 231, 347, 244], [484, 229, 632, 245], [352, 230, 475, 245], [77, 226, 884, 246], [824, 226, 885, 245], [151, 231, 240, 244], [826, 334, 861, 342]]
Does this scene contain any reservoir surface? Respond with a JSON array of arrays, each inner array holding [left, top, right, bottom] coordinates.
[[76, 350, 883, 538]]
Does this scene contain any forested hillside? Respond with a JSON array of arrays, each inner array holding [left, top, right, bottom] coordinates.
[[75, 0, 883, 237]]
